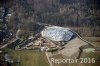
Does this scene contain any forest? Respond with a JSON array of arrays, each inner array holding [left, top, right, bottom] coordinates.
[[0, 0, 100, 38]]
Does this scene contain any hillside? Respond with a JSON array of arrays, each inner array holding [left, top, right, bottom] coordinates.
[[7, 0, 100, 37], [0, 0, 100, 66]]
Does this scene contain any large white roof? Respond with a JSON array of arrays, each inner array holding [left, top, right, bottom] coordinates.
[[41, 26, 74, 41]]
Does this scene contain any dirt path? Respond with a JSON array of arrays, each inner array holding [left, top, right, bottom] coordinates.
[[59, 37, 88, 58], [45, 52, 53, 66]]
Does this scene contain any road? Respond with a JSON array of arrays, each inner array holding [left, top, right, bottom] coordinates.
[[0, 38, 18, 49], [45, 52, 53, 66]]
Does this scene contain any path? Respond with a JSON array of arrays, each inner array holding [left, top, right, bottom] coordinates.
[[45, 52, 53, 66]]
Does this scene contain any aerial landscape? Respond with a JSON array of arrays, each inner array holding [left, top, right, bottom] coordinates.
[[0, 0, 100, 66]]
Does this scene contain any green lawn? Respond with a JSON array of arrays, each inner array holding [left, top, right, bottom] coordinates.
[[10, 50, 50, 66]]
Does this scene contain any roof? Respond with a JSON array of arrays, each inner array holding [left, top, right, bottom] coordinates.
[[41, 26, 74, 41]]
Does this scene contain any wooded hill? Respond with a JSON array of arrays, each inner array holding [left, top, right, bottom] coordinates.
[[9, 0, 100, 26], [0, 0, 100, 37]]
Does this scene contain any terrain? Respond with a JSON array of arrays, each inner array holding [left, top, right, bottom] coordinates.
[[0, 0, 100, 66], [10, 50, 50, 66]]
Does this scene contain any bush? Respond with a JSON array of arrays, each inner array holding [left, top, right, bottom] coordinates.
[[47, 48, 58, 52]]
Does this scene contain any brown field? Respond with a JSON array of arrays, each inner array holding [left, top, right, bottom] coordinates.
[[50, 37, 100, 66], [50, 52, 100, 66], [83, 37, 100, 42], [83, 37, 100, 47]]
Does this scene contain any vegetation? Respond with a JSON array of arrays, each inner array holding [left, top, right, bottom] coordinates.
[[83, 37, 100, 42], [6, 0, 100, 37], [0, 1, 100, 66], [47, 48, 58, 52], [0, 0, 100, 37], [7, 39, 21, 49], [83, 37, 100, 48], [9, 50, 50, 66]]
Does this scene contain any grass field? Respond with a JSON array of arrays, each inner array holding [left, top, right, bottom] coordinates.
[[83, 37, 100, 42], [83, 37, 100, 47], [9, 50, 50, 66]]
